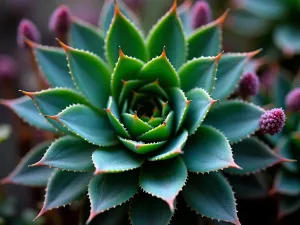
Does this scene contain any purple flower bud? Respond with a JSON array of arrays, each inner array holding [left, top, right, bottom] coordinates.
[[0, 55, 17, 80], [191, 0, 212, 29], [259, 108, 285, 135], [49, 5, 71, 36], [17, 19, 41, 48], [238, 72, 260, 98], [285, 88, 300, 112]]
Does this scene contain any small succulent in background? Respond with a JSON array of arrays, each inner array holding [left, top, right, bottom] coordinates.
[[17, 19, 41, 48], [0, 0, 289, 224], [228, 0, 300, 58]]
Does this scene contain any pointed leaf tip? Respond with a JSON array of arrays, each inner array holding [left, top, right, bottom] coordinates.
[[24, 37, 37, 48], [170, 0, 177, 14], [161, 46, 167, 58], [87, 210, 98, 224], [216, 8, 230, 25], [34, 206, 46, 221], [166, 198, 175, 212], [230, 161, 242, 170], [19, 90, 34, 98], [0, 176, 11, 185], [249, 48, 263, 58], [56, 38, 71, 51], [45, 115, 59, 121], [215, 51, 224, 63], [93, 170, 107, 175], [30, 160, 46, 167], [114, 0, 121, 16], [119, 47, 125, 58]]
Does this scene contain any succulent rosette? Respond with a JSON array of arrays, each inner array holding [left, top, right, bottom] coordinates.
[[1, 1, 283, 224]]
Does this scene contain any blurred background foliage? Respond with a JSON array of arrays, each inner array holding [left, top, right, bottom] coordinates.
[[0, 0, 299, 224]]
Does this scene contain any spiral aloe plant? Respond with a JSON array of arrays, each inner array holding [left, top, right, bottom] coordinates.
[[0, 0, 287, 224]]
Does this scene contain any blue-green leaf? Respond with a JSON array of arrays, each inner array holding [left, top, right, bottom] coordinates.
[[87, 170, 138, 223], [140, 157, 187, 211], [60, 42, 111, 109], [92, 146, 144, 174], [182, 172, 239, 224], [35, 136, 95, 171], [50, 104, 118, 147], [204, 100, 265, 142], [273, 170, 300, 196], [129, 193, 173, 225], [1, 141, 53, 187], [0, 96, 56, 132], [183, 125, 238, 173], [37, 170, 92, 218], [105, 3, 147, 67], [32, 44, 75, 89], [147, 2, 186, 70], [70, 19, 105, 60]]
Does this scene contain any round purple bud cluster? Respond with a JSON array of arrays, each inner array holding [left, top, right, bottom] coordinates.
[[0, 55, 17, 80], [191, 0, 212, 29], [49, 5, 71, 35], [285, 88, 300, 113], [238, 72, 260, 98], [259, 108, 285, 135], [17, 19, 41, 48]]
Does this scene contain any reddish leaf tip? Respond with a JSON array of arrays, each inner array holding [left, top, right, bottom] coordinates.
[[30, 160, 46, 167], [34, 206, 47, 221], [114, 0, 121, 16], [104, 108, 111, 113], [19, 90, 34, 98], [230, 161, 242, 170], [134, 111, 138, 119], [210, 99, 219, 105], [248, 49, 263, 58], [186, 100, 192, 106], [217, 8, 230, 25], [23, 37, 38, 49], [87, 210, 98, 224], [165, 198, 175, 212], [0, 176, 12, 185], [119, 47, 126, 58], [234, 219, 241, 225], [268, 187, 277, 196], [45, 115, 59, 121], [94, 169, 106, 175], [215, 51, 224, 63], [0, 99, 12, 108], [56, 38, 71, 52], [161, 46, 167, 58], [170, 0, 177, 14]]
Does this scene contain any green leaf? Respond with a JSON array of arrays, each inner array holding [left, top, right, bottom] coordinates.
[[118, 137, 166, 154], [184, 88, 214, 135], [0, 96, 56, 132], [182, 172, 239, 224], [140, 157, 187, 210], [274, 25, 300, 55], [122, 113, 152, 137], [228, 173, 271, 199], [183, 125, 238, 173], [106, 97, 130, 138], [111, 54, 144, 101], [278, 195, 300, 219], [138, 52, 180, 87], [139, 80, 168, 100], [70, 19, 105, 60], [119, 80, 144, 105], [80, 201, 129, 225], [36, 136, 95, 171], [129, 193, 173, 225], [204, 100, 265, 142], [274, 71, 292, 109], [273, 170, 300, 196], [225, 138, 287, 175], [178, 1, 192, 35], [212, 52, 258, 100], [0, 124, 11, 143], [32, 44, 75, 89], [169, 88, 190, 133], [105, 4, 147, 67], [52, 104, 118, 147], [138, 112, 174, 142], [100, 0, 140, 35], [278, 138, 298, 173], [25, 88, 91, 134], [88, 170, 138, 222], [38, 170, 91, 218], [61, 43, 111, 109], [147, 3, 186, 70], [92, 146, 144, 174], [1, 141, 53, 187], [187, 11, 227, 59], [148, 117, 164, 127], [149, 130, 188, 161], [179, 56, 220, 93]]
